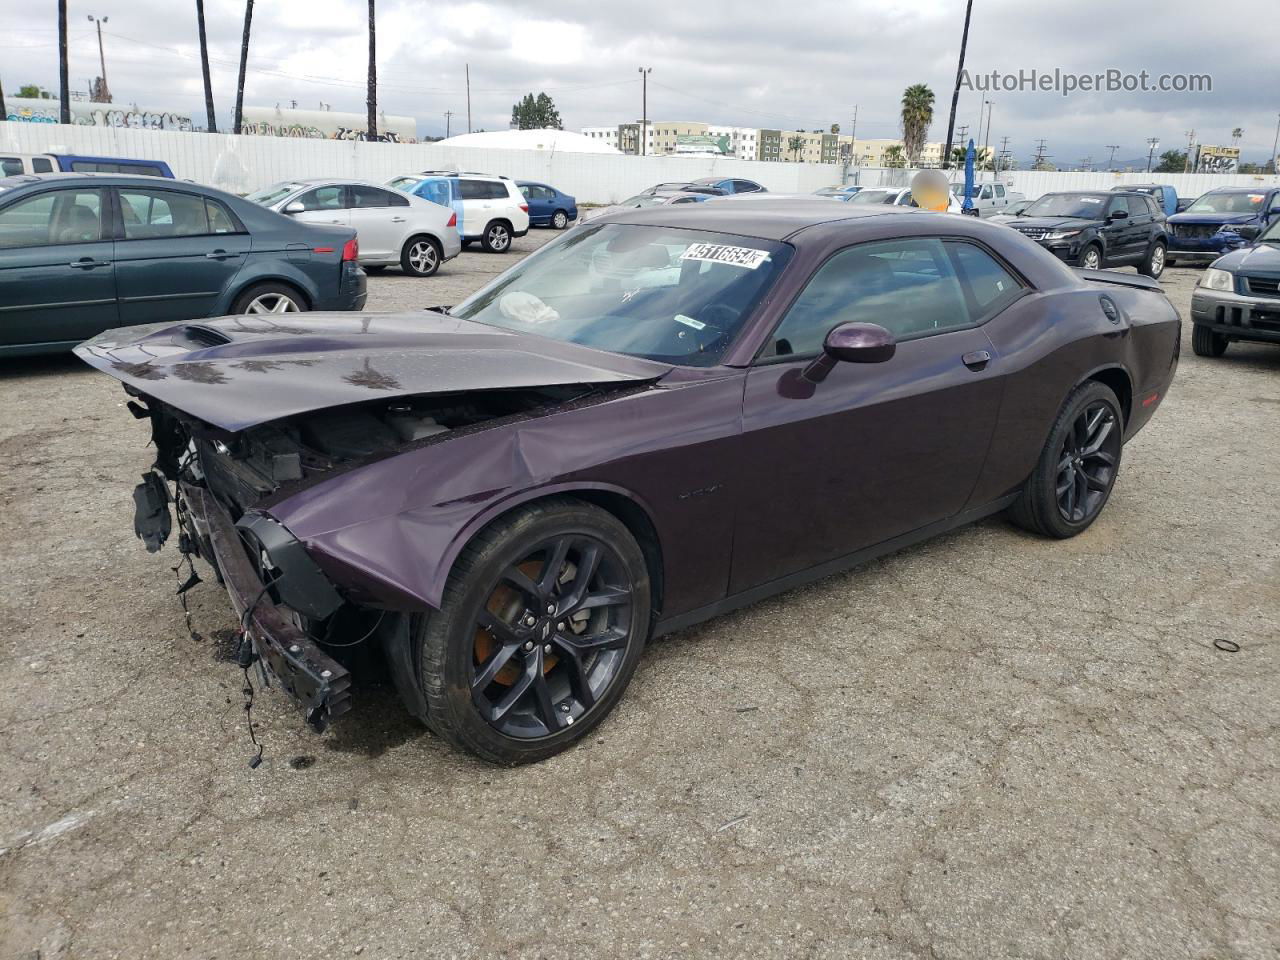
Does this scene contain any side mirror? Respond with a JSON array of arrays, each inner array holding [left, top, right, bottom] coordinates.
[[801, 322, 896, 384], [1270, 205, 1280, 215], [1108, 209, 1129, 220], [284, 201, 305, 214]]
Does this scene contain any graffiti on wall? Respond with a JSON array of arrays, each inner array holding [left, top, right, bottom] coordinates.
[[4, 99, 194, 131], [241, 120, 408, 143]]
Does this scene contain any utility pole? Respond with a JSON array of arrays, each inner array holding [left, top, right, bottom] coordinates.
[[638, 67, 652, 156], [233, 0, 254, 135], [86, 15, 112, 102], [465, 64, 471, 133], [1183, 129, 1195, 173], [0, 75, 6, 121], [365, 0, 377, 142], [997, 135, 1010, 174], [1145, 137, 1160, 173], [942, 0, 975, 169], [1271, 113, 1280, 174], [981, 100, 993, 173], [1105, 144, 1120, 170], [1031, 138, 1050, 170], [195, 0, 217, 132], [444, 110, 453, 138], [57, 0, 70, 123]]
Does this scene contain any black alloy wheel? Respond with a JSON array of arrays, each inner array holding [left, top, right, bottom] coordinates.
[[1055, 401, 1121, 523]]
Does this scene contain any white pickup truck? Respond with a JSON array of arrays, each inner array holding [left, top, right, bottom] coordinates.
[[952, 181, 1026, 218]]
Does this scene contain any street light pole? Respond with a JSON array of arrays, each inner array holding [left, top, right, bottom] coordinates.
[[638, 67, 651, 156], [982, 100, 993, 173], [87, 15, 111, 102], [1271, 113, 1280, 174]]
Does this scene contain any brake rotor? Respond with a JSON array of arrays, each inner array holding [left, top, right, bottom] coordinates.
[[474, 559, 559, 685]]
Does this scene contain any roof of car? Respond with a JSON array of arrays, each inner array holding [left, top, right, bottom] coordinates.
[[0, 172, 201, 190], [1204, 186, 1271, 193], [601, 195, 921, 240]]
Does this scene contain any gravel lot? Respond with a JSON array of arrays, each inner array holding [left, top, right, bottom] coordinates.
[[2, 233, 1278, 960]]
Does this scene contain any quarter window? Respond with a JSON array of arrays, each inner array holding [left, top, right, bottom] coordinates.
[[764, 238, 971, 358], [349, 184, 391, 208], [946, 242, 1024, 319], [0, 189, 104, 248], [32, 157, 54, 173]]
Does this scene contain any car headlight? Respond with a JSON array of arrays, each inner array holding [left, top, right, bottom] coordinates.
[[1044, 229, 1081, 241], [1200, 268, 1234, 292]]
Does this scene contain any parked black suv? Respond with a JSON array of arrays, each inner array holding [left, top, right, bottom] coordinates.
[[1008, 191, 1168, 277]]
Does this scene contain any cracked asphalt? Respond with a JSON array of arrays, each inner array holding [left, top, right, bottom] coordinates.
[[2, 231, 1278, 960]]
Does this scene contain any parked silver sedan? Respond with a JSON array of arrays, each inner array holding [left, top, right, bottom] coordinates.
[[246, 179, 462, 276]]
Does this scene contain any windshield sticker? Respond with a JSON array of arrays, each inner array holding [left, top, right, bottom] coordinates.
[[675, 314, 706, 330], [1078, 197, 1102, 203], [1249, 195, 1264, 204], [679, 243, 770, 270]]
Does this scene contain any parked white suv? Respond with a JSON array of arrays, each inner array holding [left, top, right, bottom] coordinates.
[[386, 172, 530, 253], [247, 179, 462, 276]]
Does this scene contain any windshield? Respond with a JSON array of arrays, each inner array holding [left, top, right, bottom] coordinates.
[[450, 223, 793, 366], [1186, 191, 1268, 214], [620, 194, 671, 207], [245, 182, 306, 206], [850, 189, 896, 205], [386, 176, 422, 192], [1024, 193, 1109, 218]]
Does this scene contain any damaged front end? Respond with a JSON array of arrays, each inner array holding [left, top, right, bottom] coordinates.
[[126, 383, 614, 733]]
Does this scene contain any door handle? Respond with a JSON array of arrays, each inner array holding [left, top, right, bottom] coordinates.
[[69, 258, 110, 269], [962, 350, 992, 371], [390, 216, 406, 222], [205, 250, 238, 260]]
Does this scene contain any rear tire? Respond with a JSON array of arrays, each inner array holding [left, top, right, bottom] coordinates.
[[1191, 324, 1229, 357], [417, 498, 651, 764], [1007, 380, 1123, 539], [481, 220, 512, 253], [551, 209, 569, 230], [1138, 241, 1166, 278], [400, 235, 442, 277], [231, 282, 308, 315]]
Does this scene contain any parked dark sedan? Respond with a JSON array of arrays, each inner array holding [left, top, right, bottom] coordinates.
[[77, 200, 1179, 764], [1008, 191, 1168, 276], [1166, 186, 1280, 266], [1189, 214, 1280, 356], [0, 173, 365, 357]]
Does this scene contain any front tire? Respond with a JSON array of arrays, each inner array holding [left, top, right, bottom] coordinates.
[[1008, 380, 1123, 539], [1078, 244, 1103, 271], [1191, 324, 1229, 357], [1139, 241, 1166, 278], [401, 236, 441, 277], [551, 209, 569, 230], [481, 220, 512, 253], [417, 498, 651, 764]]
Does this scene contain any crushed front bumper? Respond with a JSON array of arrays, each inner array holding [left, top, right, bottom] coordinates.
[[179, 481, 351, 731]]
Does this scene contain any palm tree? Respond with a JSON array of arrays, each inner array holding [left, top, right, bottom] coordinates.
[[57, 0, 70, 122], [195, 0, 217, 132], [901, 84, 935, 166], [883, 144, 906, 168], [787, 134, 806, 162], [366, 0, 377, 140], [233, 0, 254, 134]]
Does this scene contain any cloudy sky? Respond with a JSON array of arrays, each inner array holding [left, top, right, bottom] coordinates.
[[2, 0, 1276, 168]]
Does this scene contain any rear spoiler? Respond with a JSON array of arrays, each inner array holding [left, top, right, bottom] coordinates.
[[1076, 269, 1163, 292]]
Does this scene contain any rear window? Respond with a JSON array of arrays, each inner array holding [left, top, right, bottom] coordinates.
[[1, 157, 24, 177]]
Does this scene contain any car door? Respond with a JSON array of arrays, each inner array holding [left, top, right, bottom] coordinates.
[[1099, 195, 1134, 263], [113, 186, 252, 324], [0, 186, 119, 349], [730, 236, 1012, 591], [288, 184, 350, 230], [347, 184, 403, 261], [993, 183, 1007, 212], [520, 184, 547, 223]]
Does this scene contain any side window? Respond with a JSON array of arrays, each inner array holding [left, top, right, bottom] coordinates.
[[1107, 196, 1130, 218], [0, 189, 104, 248], [206, 199, 240, 234], [763, 238, 971, 358], [980, 185, 994, 200], [119, 189, 211, 239], [458, 179, 489, 201], [1, 157, 23, 176], [387, 190, 409, 207], [349, 185, 390, 208], [947, 242, 1024, 320], [994, 184, 1005, 198], [32, 157, 54, 173], [297, 186, 344, 211], [490, 181, 514, 200], [519, 184, 533, 199]]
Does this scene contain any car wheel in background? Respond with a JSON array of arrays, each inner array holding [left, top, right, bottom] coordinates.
[[401, 236, 442, 277], [482, 220, 512, 253], [1007, 380, 1123, 539], [416, 498, 651, 764], [1139, 242, 1166, 279], [1078, 245, 1103, 271], [1191, 324, 1229, 357], [231, 282, 308, 315], [551, 210, 569, 230]]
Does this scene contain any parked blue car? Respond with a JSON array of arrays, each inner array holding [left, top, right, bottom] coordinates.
[[1167, 187, 1280, 265], [1111, 183, 1177, 217], [516, 181, 578, 230], [691, 176, 766, 195]]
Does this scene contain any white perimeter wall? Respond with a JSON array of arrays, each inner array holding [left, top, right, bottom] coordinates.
[[4, 123, 1277, 204]]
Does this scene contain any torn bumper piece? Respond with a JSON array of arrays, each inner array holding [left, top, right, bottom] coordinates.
[[179, 481, 351, 732]]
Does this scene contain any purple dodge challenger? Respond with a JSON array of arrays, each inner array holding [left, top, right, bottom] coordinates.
[[78, 199, 1180, 764]]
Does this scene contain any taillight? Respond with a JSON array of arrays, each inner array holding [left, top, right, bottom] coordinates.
[[447, 212, 457, 227], [341, 236, 358, 261], [519, 203, 529, 213]]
